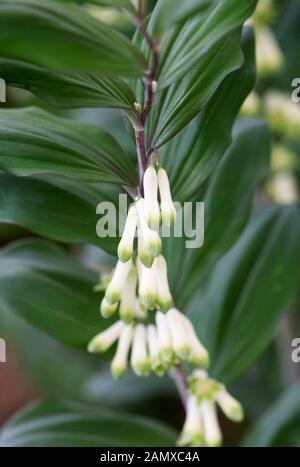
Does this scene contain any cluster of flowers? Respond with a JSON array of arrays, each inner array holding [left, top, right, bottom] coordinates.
[[88, 165, 244, 447], [178, 370, 243, 447]]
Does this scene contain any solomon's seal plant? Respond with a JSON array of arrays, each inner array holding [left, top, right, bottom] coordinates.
[[1, 0, 300, 449]]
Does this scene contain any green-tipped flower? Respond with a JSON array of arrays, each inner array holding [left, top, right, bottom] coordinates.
[[156, 255, 172, 310], [137, 228, 154, 268], [87, 321, 124, 353], [158, 168, 176, 226], [136, 198, 161, 261], [143, 165, 160, 230], [200, 400, 222, 448], [216, 388, 244, 422], [155, 311, 173, 363], [131, 324, 151, 376], [189, 370, 221, 402], [177, 395, 204, 447], [167, 308, 191, 359], [119, 266, 137, 323], [180, 314, 209, 368], [111, 324, 133, 379], [117, 205, 137, 263], [100, 297, 118, 319], [105, 259, 132, 305], [138, 259, 157, 309], [147, 324, 165, 376]]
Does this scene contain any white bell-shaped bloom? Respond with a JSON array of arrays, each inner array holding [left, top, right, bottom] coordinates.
[[137, 227, 154, 268], [158, 168, 176, 226], [87, 321, 125, 353], [138, 259, 157, 309], [119, 266, 137, 323], [111, 324, 133, 379], [155, 311, 173, 363], [178, 395, 204, 447], [131, 324, 151, 376], [156, 255, 172, 310], [167, 308, 191, 359], [105, 259, 132, 305], [143, 165, 160, 230], [100, 297, 118, 319], [117, 205, 137, 263], [216, 388, 244, 422], [136, 198, 161, 262], [147, 324, 164, 375], [200, 400, 222, 447], [180, 313, 209, 368]]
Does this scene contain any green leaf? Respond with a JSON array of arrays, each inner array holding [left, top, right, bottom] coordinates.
[[0, 400, 177, 447], [0, 238, 104, 347], [188, 205, 300, 383], [66, 0, 136, 12], [0, 173, 120, 254], [151, 0, 212, 32], [0, 58, 138, 116], [149, 30, 243, 148], [242, 382, 300, 447], [161, 26, 256, 201], [0, 0, 145, 76], [157, 0, 258, 87], [0, 107, 136, 186]]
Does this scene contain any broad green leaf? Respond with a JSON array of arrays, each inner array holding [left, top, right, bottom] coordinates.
[[0, 400, 177, 447], [157, 0, 258, 87], [149, 30, 243, 148], [0, 173, 120, 254], [242, 382, 300, 447], [151, 0, 213, 32], [161, 27, 256, 201], [0, 58, 138, 117], [0, 238, 104, 347], [0, 107, 136, 186], [74, 0, 135, 12], [0, 0, 145, 76], [188, 205, 300, 383]]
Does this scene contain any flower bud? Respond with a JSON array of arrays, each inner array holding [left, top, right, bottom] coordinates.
[[180, 314, 209, 368], [200, 400, 222, 447], [136, 198, 161, 261], [138, 259, 157, 310], [155, 311, 173, 363], [177, 395, 204, 447], [117, 205, 137, 263], [216, 389, 244, 422], [111, 324, 133, 379], [131, 324, 151, 376], [143, 165, 161, 230], [119, 266, 137, 323], [147, 324, 164, 376], [87, 321, 124, 353], [100, 297, 118, 319], [167, 308, 191, 359], [158, 168, 176, 226], [156, 255, 172, 310], [105, 259, 132, 305]]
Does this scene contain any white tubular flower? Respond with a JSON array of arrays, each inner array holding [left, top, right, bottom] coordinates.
[[100, 297, 118, 319], [138, 227, 154, 268], [180, 314, 209, 368], [87, 321, 125, 353], [147, 324, 164, 376], [158, 168, 176, 226], [111, 324, 133, 379], [134, 300, 148, 320], [143, 165, 160, 230], [131, 324, 151, 376], [178, 395, 204, 447], [119, 266, 137, 323], [200, 400, 222, 448], [155, 311, 173, 363], [117, 205, 137, 263], [136, 198, 161, 262], [138, 259, 157, 310], [216, 388, 244, 422], [156, 255, 172, 310], [105, 259, 132, 305], [167, 308, 191, 359]]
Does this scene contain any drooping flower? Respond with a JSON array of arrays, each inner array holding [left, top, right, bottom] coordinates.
[[88, 321, 125, 353], [155, 310, 174, 364], [104, 259, 133, 305], [156, 255, 173, 310], [158, 168, 176, 226], [177, 395, 204, 447], [117, 205, 137, 263], [200, 399, 222, 447], [167, 308, 191, 359], [119, 266, 137, 323], [138, 258, 157, 310], [143, 165, 160, 230], [136, 198, 161, 261], [147, 324, 164, 376], [131, 324, 151, 376], [111, 324, 134, 379]]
